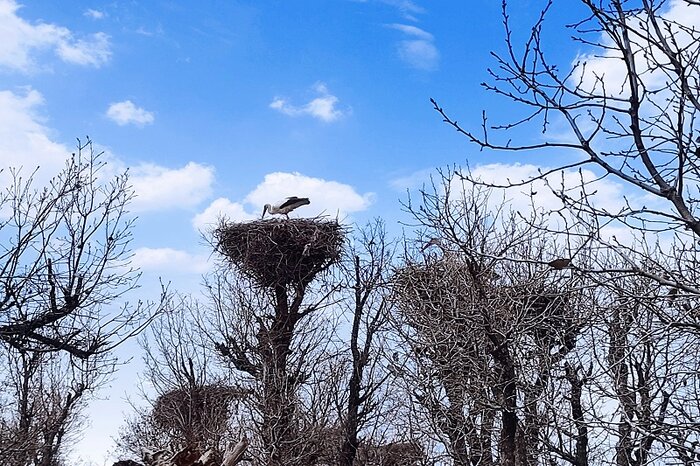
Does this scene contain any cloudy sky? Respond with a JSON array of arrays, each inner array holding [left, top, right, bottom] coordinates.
[[2, 0, 695, 463]]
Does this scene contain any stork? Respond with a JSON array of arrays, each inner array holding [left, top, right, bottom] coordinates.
[[262, 196, 310, 218]]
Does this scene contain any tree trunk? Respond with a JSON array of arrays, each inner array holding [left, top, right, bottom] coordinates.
[[608, 308, 634, 466], [565, 363, 589, 466], [258, 285, 303, 466]]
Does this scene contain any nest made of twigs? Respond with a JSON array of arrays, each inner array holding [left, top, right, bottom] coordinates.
[[152, 385, 244, 432], [214, 218, 344, 287]]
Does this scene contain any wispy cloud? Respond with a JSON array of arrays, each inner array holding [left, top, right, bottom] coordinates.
[[106, 100, 155, 126], [0, 0, 111, 72], [134, 25, 165, 37], [388, 23, 432, 40], [270, 82, 348, 122], [380, 0, 425, 21], [389, 168, 434, 191], [354, 0, 425, 21], [83, 8, 105, 20], [57, 32, 110, 67], [387, 23, 439, 70]]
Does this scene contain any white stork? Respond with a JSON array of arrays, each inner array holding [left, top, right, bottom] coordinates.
[[262, 196, 310, 218]]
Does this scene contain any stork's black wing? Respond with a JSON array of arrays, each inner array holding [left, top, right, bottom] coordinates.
[[279, 196, 310, 209]]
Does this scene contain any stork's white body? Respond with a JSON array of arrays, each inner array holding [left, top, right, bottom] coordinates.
[[262, 196, 310, 218]]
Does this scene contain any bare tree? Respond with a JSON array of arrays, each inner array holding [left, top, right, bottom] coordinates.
[[431, 0, 700, 295], [337, 220, 400, 466], [0, 346, 113, 466], [397, 177, 700, 466], [0, 139, 161, 465], [207, 219, 418, 465], [568, 256, 700, 466], [0, 138, 158, 357], [210, 218, 344, 466], [115, 294, 242, 463], [392, 175, 592, 466], [426, 2, 700, 463]]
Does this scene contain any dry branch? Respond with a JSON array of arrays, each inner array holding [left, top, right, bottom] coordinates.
[[121, 435, 249, 466]]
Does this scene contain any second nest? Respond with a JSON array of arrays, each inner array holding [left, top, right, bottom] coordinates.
[[214, 218, 345, 287]]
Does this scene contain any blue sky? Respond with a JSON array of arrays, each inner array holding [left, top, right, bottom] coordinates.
[[1, 0, 540, 290], [3, 0, 693, 463]]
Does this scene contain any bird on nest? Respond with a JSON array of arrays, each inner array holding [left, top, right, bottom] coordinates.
[[262, 196, 310, 219]]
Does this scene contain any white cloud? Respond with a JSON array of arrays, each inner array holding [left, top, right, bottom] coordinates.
[[83, 9, 105, 20], [130, 162, 215, 212], [396, 163, 653, 248], [466, 163, 672, 247], [467, 163, 627, 215], [387, 23, 438, 70], [106, 100, 155, 127], [0, 88, 210, 217], [0, 0, 111, 72], [246, 172, 374, 218], [192, 197, 257, 231], [397, 39, 439, 70], [131, 247, 210, 274], [193, 172, 373, 230], [666, 0, 700, 25], [0, 88, 69, 182], [270, 82, 347, 122], [396, 163, 637, 223], [571, 1, 700, 97]]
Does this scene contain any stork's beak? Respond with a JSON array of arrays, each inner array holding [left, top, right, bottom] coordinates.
[[262, 205, 268, 218]]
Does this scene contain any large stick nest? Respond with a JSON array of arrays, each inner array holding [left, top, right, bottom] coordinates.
[[214, 218, 345, 287], [394, 256, 577, 350], [152, 385, 244, 431]]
